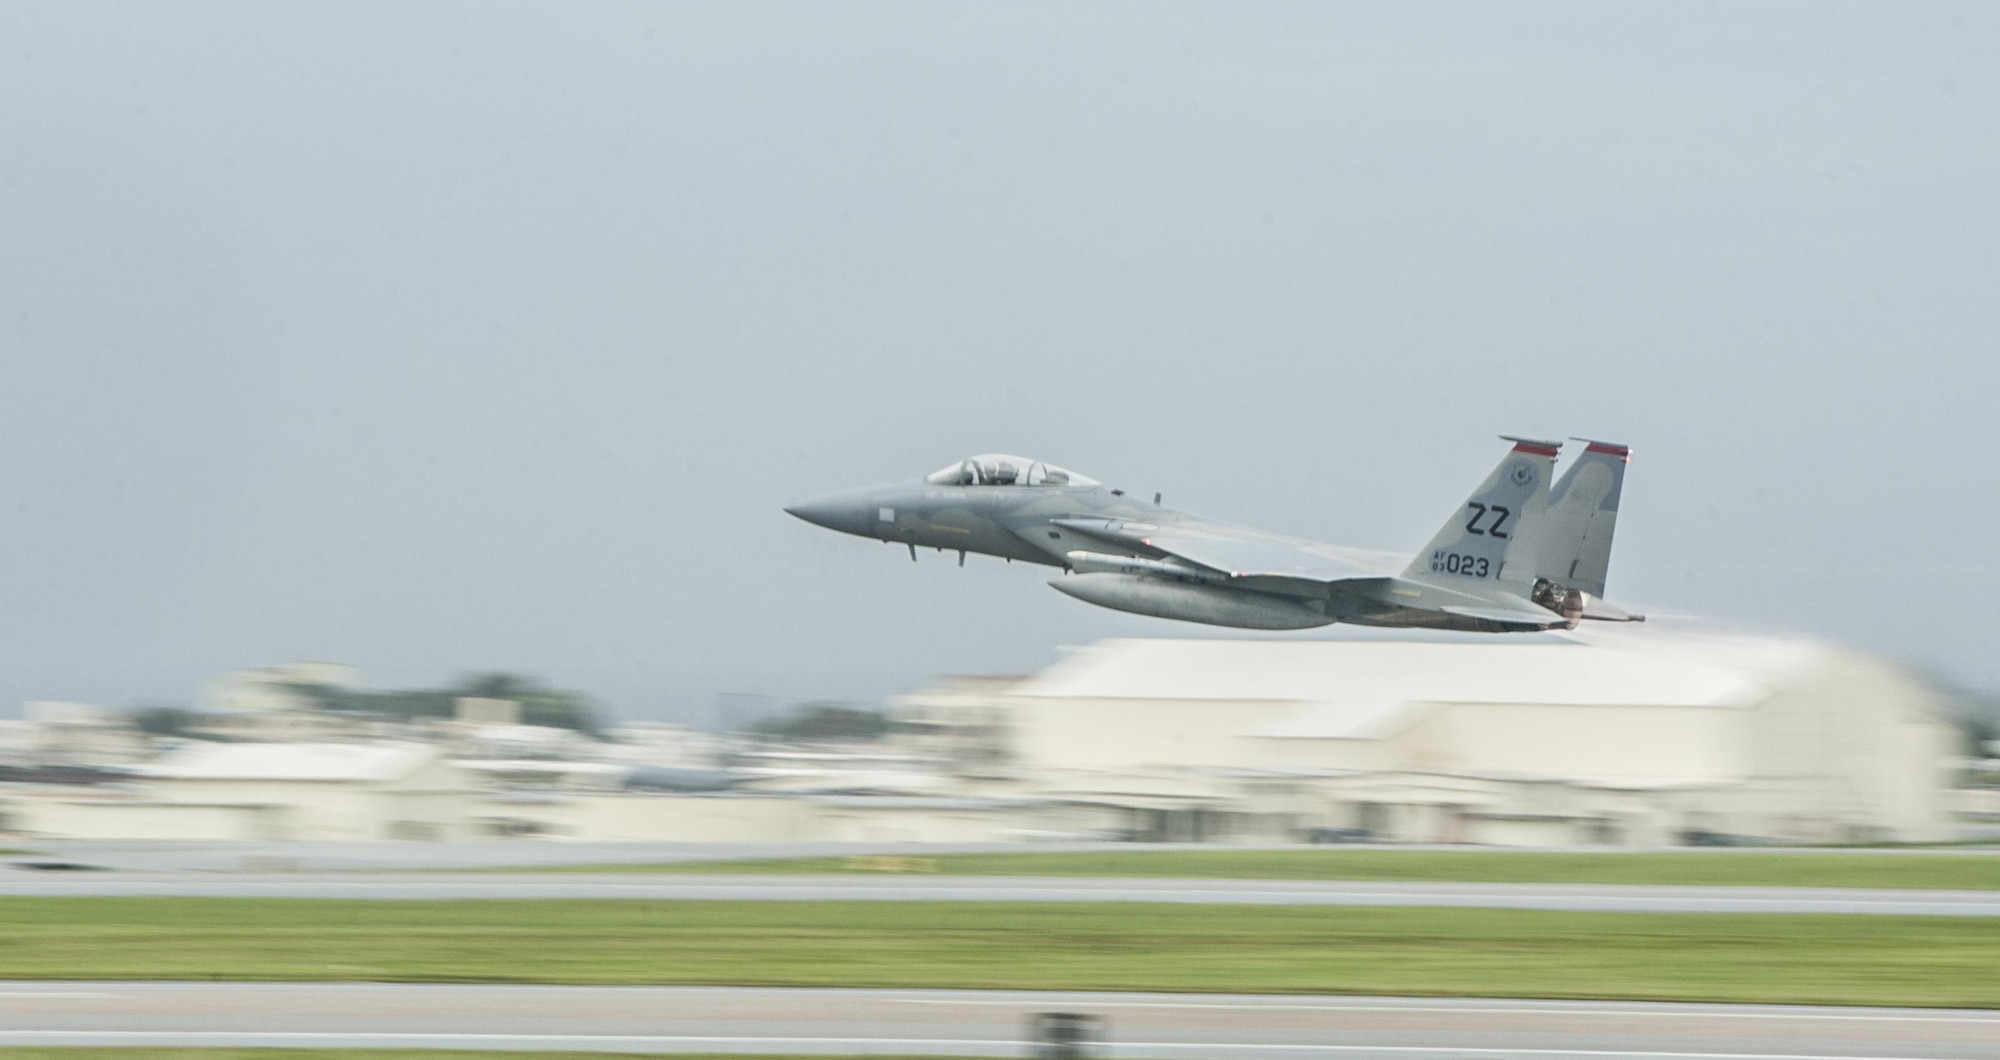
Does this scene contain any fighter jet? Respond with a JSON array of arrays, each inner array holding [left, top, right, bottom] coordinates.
[[785, 437, 1641, 632]]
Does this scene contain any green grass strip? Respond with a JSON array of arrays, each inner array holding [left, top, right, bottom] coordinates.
[[0, 897, 1997, 1008], [538, 848, 2000, 890]]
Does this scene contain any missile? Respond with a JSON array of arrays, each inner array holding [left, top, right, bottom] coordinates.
[[1048, 572, 1333, 630]]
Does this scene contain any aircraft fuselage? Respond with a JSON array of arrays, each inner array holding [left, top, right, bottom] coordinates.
[[786, 444, 1639, 633]]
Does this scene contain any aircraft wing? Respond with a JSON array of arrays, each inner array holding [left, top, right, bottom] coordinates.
[[1050, 518, 1400, 594]]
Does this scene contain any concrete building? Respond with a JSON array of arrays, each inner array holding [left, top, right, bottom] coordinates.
[[198, 661, 359, 714], [1, 702, 146, 768], [191, 662, 371, 742], [601, 721, 728, 770], [545, 792, 1122, 843], [890, 676, 1025, 783], [890, 628, 1958, 845], [10, 743, 486, 842]]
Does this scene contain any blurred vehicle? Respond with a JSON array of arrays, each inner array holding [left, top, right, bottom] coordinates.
[[1679, 829, 1764, 847], [1305, 827, 1375, 844]]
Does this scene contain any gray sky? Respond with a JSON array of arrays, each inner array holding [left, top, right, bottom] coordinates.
[[3, 2, 1996, 722]]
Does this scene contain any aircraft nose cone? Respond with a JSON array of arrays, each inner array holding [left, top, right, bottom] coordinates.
[[783, 491, 874, 536], [783, 500, 834, 528]]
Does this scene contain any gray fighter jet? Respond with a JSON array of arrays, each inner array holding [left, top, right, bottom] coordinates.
[[785, 437, 1641, 632]]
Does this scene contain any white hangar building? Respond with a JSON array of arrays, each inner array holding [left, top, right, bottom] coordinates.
[[10, 743, 484, 842], [892, 629, 1957, 846]]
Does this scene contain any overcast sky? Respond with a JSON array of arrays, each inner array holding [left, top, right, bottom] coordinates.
[[3, 3, 1996, 723]]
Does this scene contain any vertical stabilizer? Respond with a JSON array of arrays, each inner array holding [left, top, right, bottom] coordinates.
[[1539, 439, 1629, 597], [1403, 436, 1560, 591]]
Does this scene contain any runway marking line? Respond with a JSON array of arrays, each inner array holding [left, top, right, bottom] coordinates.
[[0, 1032, 1978, 1058]]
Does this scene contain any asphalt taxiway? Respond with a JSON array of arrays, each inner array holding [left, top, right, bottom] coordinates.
[[1, 983, 1996, 1057], [3, 871, 2000, 915]]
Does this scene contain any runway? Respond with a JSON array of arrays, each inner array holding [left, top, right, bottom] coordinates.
[[17, 840, 2000, 875], [4, 871, 2000, 915], [1, 983, 1996, 1057]]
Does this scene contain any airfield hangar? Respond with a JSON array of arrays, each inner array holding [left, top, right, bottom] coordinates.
[[889, 628, 1958, 846], [8, 743, 484, 843]]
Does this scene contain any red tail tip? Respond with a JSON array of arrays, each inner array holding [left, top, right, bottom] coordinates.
[[1499, 435, 1563, 458]]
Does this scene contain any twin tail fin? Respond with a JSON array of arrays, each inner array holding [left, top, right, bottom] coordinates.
[[1402, 435, 1640, 625], [1402, 436, 1561, 591]]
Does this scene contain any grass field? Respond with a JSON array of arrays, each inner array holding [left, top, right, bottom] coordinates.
[[528, 848, 2000, 890], [0, 897, 1997, 1008]]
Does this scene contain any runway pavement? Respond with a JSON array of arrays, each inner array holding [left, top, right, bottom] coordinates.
[[4, 871, 2000, 914], [15, 840, 2000, 874], [1, 983, 1996, 1058]]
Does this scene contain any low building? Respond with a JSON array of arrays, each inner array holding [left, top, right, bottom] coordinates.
[[601, 721, 728, 770], [198, 661, 359, 714], [549, 791, 1122, 843], [4, 702, 147, 767], [24, 742, 489, 841]]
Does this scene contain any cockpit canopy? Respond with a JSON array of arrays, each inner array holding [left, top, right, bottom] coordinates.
[[924, 454, 1100, 488]]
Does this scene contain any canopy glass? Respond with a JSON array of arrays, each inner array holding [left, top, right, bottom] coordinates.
[[924, 454, 1100, 488]]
